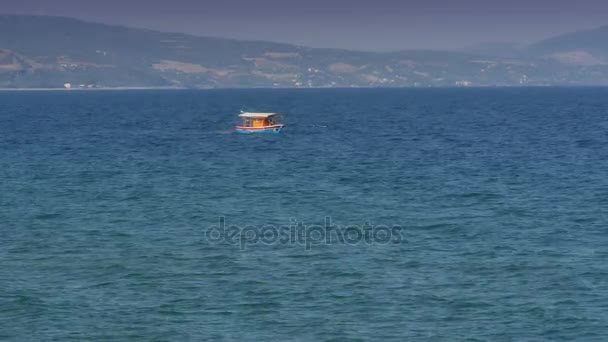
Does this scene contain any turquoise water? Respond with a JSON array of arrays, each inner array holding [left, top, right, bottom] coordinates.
[[1, 88, 607, 340]]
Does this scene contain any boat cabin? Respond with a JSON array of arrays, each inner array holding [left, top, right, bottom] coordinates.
[[239, 112, 277, 127]]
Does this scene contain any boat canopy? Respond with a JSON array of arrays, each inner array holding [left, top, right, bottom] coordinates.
[[238, 112, 278, 118]]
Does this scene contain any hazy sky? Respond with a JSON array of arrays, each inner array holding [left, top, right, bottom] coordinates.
[[3, 0, 608, 51]]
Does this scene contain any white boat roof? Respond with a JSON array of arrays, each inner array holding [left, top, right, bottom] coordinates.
[[239, 112, 278, 118]]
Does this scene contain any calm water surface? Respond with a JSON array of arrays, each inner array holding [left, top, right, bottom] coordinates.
[[1, 88, 607, 340]]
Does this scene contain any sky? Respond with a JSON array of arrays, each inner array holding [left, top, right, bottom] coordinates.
[[2, 0, 608, 51]]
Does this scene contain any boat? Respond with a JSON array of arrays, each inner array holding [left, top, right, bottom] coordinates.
[[236, 112, 284, 134]]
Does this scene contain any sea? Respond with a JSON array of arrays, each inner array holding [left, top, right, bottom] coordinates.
[[1, 88, 607, 341]]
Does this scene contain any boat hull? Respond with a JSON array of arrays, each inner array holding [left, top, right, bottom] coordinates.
[[235, 125, 283, 134]]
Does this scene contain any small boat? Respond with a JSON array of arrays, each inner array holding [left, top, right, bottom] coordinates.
[[236, 112, 284, 134]]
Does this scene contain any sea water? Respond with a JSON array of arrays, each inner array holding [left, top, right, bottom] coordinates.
[[1, 88, 607, 340]]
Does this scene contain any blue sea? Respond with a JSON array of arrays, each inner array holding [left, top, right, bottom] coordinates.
[[1, 88, 607, 340]]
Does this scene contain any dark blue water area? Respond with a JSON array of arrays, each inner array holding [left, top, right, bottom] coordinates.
[[1, 88, 607, 340]]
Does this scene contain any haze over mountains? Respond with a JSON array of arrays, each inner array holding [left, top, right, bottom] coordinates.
[[1, 15, 607, 89]]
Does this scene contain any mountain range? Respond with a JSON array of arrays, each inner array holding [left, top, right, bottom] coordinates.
[[1, 15, 607, 89]]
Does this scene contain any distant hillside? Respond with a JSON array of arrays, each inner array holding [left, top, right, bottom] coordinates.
[[1, 15, 608, 88], [464, 42, 526, 59], [528, 26, 608, 66]]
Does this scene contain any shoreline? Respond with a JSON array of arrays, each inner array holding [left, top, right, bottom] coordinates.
[[1, 85, 607, 92], [0, 87, 188, 91]]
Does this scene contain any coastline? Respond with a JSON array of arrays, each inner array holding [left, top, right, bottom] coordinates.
[[1, 85, 607, 92], [0, 87, 188, 91]]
